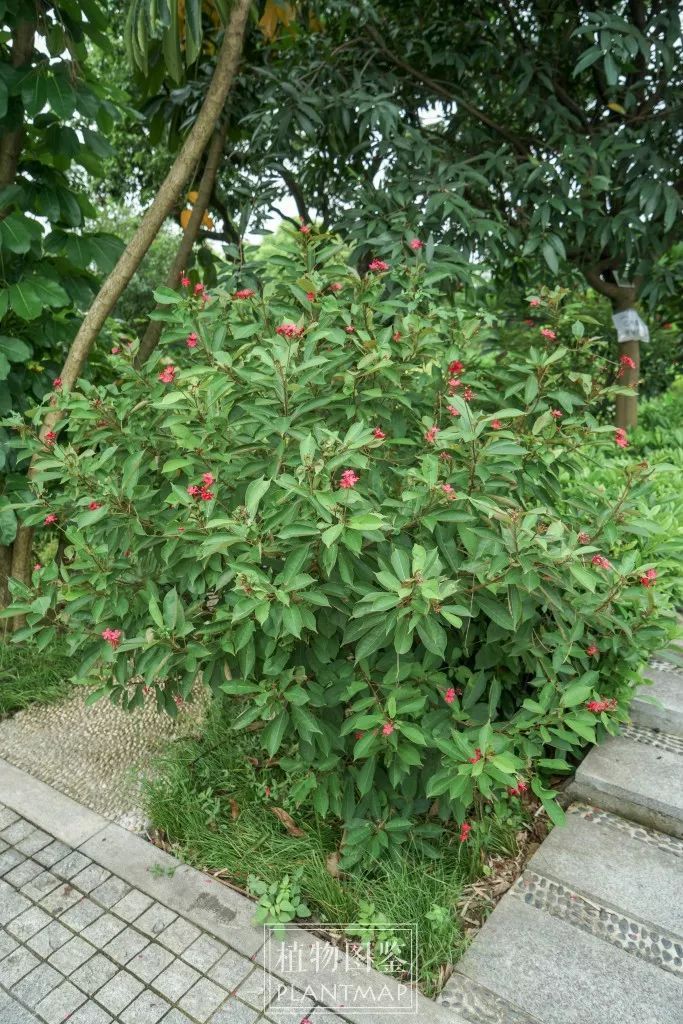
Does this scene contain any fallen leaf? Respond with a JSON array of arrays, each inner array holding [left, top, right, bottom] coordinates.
[[230, 799, 239, 821], [270, 807, 305, 837], [326, 851, 341, 877]]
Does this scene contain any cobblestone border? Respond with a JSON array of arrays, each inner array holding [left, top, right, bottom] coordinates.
[[513, 870, 683, 976], [437, 972, 542, 1023], [621, 724, 683, 756], [568, 803, 683, 859]]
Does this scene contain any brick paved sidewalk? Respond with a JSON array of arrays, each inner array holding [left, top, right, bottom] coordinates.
[[0, 759, 458, 1024]]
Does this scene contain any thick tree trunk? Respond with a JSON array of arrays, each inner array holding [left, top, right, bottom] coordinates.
[[0, 15, 36, 200], [6, 0, 251, 629], [136, 122, 227, 367]]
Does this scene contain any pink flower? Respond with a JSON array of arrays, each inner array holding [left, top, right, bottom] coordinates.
[[180, 275, 190, 287], [591, 554, 612, 569], [448, 360, 464, 374], [299, 224, 311, 235], [491, 419, 502, 430], [463, 387, 474, 402], [354, 731, 364, 740], [508, 779, 528, 797], [187, 485, 201, 497], [640, 568, 657, 587], [578, 531, 591, 544], [275, 322, 304, 338], [620, 354, 636, 369], [382, 722, 394, 736], [339, 469, 359, 489], [306, 291, 316, 301], [186, 333, 198, 348], [587, 698, 617, 714], [523, 318, 535, 326], [53, 377, 62, 390], [424, 425, 439, 444], [372, 427, 386, 439], [101, 627, 122, 650], [540, 328, 556, 341], [88, 501, 102, 511], [529, 298, 541, 307], [233, 288, 255, 299], [441, 484, 456, 500], [447, 405, 461, 417], [586, 645, 599, 656], [439, 451, 452, 462], [199, 488, 214, 501], [368, 258, 389, 272], [158, 365, 177, 384], [194, 282, 205, 296], [346, 325, 356, 334], [202, 472, 215, 485], [615, 427, 628, 448], [33, 563, 42, 571], [459, 822, 471, 843], [447, 377, 461, 393], [409, 238, 423, 250], [111, 346, 120, 355], [43, 513, 58, 525], [468, 748, 482, 764], [329, 282, 342, 292], [44, 431, 57, 446], [444, 688, 456, 704], [551, 409, 562, 419], [392, 331, 402, 341]]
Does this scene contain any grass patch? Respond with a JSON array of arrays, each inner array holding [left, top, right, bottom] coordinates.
[[144, 697, 524, 996], [0, 639, 76, 717]]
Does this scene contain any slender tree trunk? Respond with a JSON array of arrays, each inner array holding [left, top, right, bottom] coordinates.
[[584, 265, 642, 429], [6, 0, 251, 629], [9, 526, 32, 632], [136, 122, 228, 367], [0, 544, 10, 637]]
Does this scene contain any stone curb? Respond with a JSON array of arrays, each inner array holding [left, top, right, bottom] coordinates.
[[0, 757, 468, 1023]]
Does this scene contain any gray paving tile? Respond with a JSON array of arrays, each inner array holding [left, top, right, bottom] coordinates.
[[308, 1011, 347, 1023], [181, 933, 226, 972], [80, 912, 125, 948], [71, 864, 111, 894], [1, 819, 35, 844], [111, 888, 154, 924], [67, 1003, 114, 1024], [59, 896, 104, 931], [102, 925, 149, 965], [0, 944, 40, 986], [0, 881, 31, 925], [34, 840, 72, 869], [0, 807, 19, 831], [0, 848, 26, 875], [35, 979, 86, 1024], [178, 977, 227, 1022], [94, 970, 144, 1015], [208, 998, 259, 1023], [120, 990, 173, 1024], [70, 953, 119, 996], [127, 941, 174, 983], [208, 949, 253, 991], [90, 875, 131, 909], [6, 905, 52, 942], [134, 903, 177, 938], [267, 990, 315, 1023], [11, 961, 63, 1008], [21, 869, 62, 901], [160, 1011, 195, 1024], [47, 935, 97, 974], [4, 858, 43, 888], [53, 851, 92, 881], [235, 967, 270, 1010], [26, 920, 72, 958], [0, 838, 7, 853], [0, 925, 19, 959], [15, 829, 52, 857], [152, 958, 200, 1002], [0, 987, 42, 1024], [157, 916, 201, 955], [40, 882, 81, 916]]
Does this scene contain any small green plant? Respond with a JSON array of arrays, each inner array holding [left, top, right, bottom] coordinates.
[[247, 868, 311, 937], [148, 863, 176, 879]]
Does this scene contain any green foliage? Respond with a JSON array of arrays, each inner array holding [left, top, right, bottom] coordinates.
[[4, 234, 678, 866], [247, 868, 311, 936], [0, 639, 75, 717]]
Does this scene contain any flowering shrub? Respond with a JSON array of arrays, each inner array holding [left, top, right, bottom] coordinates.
[[4, 233, 677, 864]]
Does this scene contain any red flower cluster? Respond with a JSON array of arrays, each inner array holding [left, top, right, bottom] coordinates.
[[551, 409, 562, 419], [491, 419, 502, 430], [392, 330, 401, 341], [186, 333, 198, 349], [469, 748, 482, 764], [448, 359, 464, 374], [187, 483, 214, 501], [382, 722, 394, 735], [444, 688, 456, 704], [529, 298, 541, 307], [615, 427, 628, 448], [275, 322, 304, 338], [620, 354, 636, 369], [508, 779, 528, 797], [586, 645, 599, 656], [586, 698, 617, 714], [111, 346, 120, 354], [372, 427, 386, 439], [53, 377, 62, 390], [158, 365, 177, 384], [447, 377, 461, 393], [233, 288, 255, 300], [424, 425, 439, 443], [540, 327, 556, 341], [368, 258, 389, 272], [43, 513, 58, 525], [409, 238, 423, 250], [180, 274, 190, 287], [346, 325, 355, 334], [591, 554, 611, 569], [441, 484, 456, 500], [640, 568, 657, 587], [88, 501, 102, 511], [101, 628, 122, 649], [329, 282, 342, 292], [44, 431, 57, 446], [578, 531, 591, 544], [299, 224, 311, 235], [463, 387, 475, 402], [339, 469, 359, 489], [459, 822, 471, 843], [306, 291, 316, 301], [447, 405, 460, 417]]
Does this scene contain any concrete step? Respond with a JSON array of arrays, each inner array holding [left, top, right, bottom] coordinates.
[[631, 660, 683, 736], [442, 880, 682, 1024], [569, 726, 683, 838]]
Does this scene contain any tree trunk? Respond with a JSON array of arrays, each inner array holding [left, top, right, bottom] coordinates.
[[6, 0, 251, 629], [136, 122, 228, 367], [0, 14, 36, 200], [615, 337, 639, 429], [0, 544, 10, 637], [584, 265, 642, 430], [9, 525, 32, 632]]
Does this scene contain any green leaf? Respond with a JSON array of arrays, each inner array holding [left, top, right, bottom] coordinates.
[[347, 513, 384, 531], [245, 477, 271, 518], [416, 616, 447, 656], [560, 682, 592, 707], [0, 336, 31, 362], [8, 283, 42, 321], [475, 593, 513, 630], [357, 756, 376, 796], [263, 710, 289, 756], [163, 588, 179, 631]]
